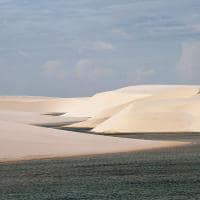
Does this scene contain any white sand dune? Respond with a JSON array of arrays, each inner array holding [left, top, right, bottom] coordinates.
[[0, 96, 88, 113], [1, 85, 197, 162], [67, 101, 133, 129], [0, 110, 86, 126], [0, 120, 187, 162], [62, 91, 150, 118], [59, 85, 200, 133], [115, 84, 199, 95], [93, 86, 200, 133]]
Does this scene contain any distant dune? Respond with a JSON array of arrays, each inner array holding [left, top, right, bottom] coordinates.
[[0, 96, 88, 113]]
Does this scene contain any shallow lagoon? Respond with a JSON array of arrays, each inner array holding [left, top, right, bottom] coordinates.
[[0, 134, 200, 200]]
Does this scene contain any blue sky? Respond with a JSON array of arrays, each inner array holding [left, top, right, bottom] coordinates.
[[0, 0, 200, 97]]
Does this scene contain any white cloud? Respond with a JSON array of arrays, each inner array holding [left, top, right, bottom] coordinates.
[[75, 59, 113, 80], [92, 41, 115, 51], [111, 29, 131, 39], [17, 50, 31, 58], [41, 60, 67, 80], [77, 41, 115, 54], [177, 41, 200, 80], [126, 67, 156, 84]]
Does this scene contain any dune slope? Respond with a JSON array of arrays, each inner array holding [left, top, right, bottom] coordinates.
[[0, 120, 187, 162], [93, 86, 200, 133]]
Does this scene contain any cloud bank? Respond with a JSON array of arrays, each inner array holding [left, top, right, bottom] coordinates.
[[0, 0, 200, 96]]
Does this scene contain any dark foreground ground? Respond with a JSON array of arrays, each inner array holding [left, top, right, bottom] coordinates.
[[0, 134, 200, 200]]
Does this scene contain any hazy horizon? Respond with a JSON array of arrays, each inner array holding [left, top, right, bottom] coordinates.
[[1, 0, 200, 97]]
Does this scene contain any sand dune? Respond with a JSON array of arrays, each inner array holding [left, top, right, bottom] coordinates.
[[116, 84, 199, 95], [93, 86, 200, 133], [2, 85, 199, 134], [0, 120, 187, 162], [1, 85, 197, 162], [67, 101, 133, 129], [0, 110, 86, 126], [62, 91, 150, 117], [0, 96, 88, 113], [58, 85, 200, 133]]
